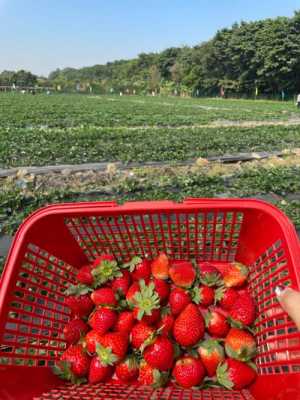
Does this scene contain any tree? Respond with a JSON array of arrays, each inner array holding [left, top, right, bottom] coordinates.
[[149, 65, 161, 93]]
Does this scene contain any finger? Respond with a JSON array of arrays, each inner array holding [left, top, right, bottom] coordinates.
[[275, 286, 300, 331]]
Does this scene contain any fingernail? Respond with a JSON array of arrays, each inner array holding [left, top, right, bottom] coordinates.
[[275, 285, 286, 297]]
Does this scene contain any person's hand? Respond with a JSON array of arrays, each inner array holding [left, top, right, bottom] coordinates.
[[276, 286, 300, 331]]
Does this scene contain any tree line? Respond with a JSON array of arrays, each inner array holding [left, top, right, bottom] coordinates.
[[1, 11, 300, 97]]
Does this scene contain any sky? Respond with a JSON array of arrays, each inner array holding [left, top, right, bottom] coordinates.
[[0, 0, 299, 77]]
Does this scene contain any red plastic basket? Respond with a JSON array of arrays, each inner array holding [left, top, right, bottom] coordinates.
[[1, 199, 300, 400]]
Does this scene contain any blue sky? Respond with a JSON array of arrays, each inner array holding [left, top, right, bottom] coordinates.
[[0, 0, 299, 76]]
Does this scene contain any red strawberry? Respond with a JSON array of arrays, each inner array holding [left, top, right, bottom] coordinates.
[[215, 287, 238, 310], [157, 312, 174, 337], [219, 262, 249, 288], [172, 356, 205, 388], [88, 356, 114, 384], [138, 360, 165, 387], [169, 288, 191, 315], [153, 278, 170, 304], [91, 287, 117, 306], [151, 252, 169, 280], [114, 310, 135, 333], [92, 253, 115, 268], [133, 308, 161, 325], [131, 280, 160, 321], [198, 262, 221, 287], [217, 358, 257, 390], [131, 321, 155, 350], [76, 264, 93, 285], [173, 303, 205, 346], [131, 259, 151, 283], [126, 282, 140, 306], [144, 336, 174, 371], [115, 356, 139, 383], [169, 260, 196, 288], [198, 339, 225, 377], [85, 330, 103, 353], [205, 310, 230, 338], [98, 332, 129, 362], [229, 292, 255, 327], [65, 284, 94, 318], [192, 285, 215, 307], [225, 328, 256, 362], [111, 270, 131, 296], [58, 344, 90, 378], [63, 318, 89, 345], [88, 307, 117, 335]]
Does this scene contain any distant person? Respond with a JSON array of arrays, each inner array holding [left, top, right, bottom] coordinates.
[[297, 93, 300, 108]]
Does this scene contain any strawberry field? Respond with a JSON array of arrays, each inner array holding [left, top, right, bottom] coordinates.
[[0, 93, 300, 271]]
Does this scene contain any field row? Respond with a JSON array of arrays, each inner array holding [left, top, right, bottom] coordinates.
[[0, 94, 296, 129], [1, 124, 300, 168]]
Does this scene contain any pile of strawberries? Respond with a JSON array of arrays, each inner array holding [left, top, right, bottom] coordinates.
[[54, 253, 257, 390]]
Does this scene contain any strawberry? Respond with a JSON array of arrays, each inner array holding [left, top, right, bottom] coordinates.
[[198, 262, 221, 287], [138, 360, 166, 387], [169, 287, 191, 315], [65, 284, 94, 318], [225, 328, 256, 362], [169, 260, 196, 288], [215, 287, 238, 310], [55, 344, 90, 380], [115, 355, 139, 383], [111, 270, 131, 296], [173, 303, 205, 346], [91, 258, 122, 287], [114, 310, 135, 333], [153, 278, 170, 304], [98, 332, 129, 363], [191, 285, 214, 307], [128, 257, 151, 283], [134, 308, 161, 325], [157, 312, 174, 337], [151, 252, 169, 280], [205, 310, 230, 338], [63, 318, 89, 345], [88, 307, 117, 335], [220, 262, 249, 288], [126, 282, 140, 306], [229, 292, 255, 327], [88, 356, 114, 384], [76, 264, 93, 286], [130, 321, 155, 350], [92, 253, 115, 268], [172, 356, 205, 388], [144, 336, 174, 371], [91, 287, 117, 306], [85, 329, 103, 353], [131, 280, 160, 321], [217, 358, 257, 390], [198, 339, 225, 377]]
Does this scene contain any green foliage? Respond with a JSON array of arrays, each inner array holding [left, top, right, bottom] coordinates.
[[42, 12, 300, 95], [0, 94, 299, 168]]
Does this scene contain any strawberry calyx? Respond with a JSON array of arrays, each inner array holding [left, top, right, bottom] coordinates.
[[216, 362, 234, 390], [95, 343, 118, 366], [122, 256, 143, 272], [91, 260, 122, 288], [214, 286, 226, 304], [52, 361, 87, 384], [133, 280, 160, 321]]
